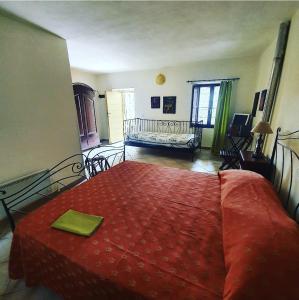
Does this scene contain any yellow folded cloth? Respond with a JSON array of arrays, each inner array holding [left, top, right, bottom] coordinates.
[[51, 209, 104, 237]]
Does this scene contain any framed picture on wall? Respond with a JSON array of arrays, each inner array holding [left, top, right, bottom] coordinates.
[[151, 96, 160, 108], [163, 96, 176, 114], [252, 91, 260, 117], [259, 89, 267, 111]]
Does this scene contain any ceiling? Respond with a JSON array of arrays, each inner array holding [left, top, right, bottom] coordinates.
[[0, 1, 298, 74]]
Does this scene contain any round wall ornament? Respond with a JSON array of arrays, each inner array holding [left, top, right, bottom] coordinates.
[[155, 73, 166, 85]]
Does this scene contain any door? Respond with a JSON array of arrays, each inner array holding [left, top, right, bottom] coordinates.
[[106, 91, 124, 144], [73, 83, 100, 150], [84, 94, 97, 136]]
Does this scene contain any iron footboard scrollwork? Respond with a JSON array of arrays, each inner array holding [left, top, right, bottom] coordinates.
[[0, 144, 125, 231], [0, 154, 86, 231], [84, 144, 124, 177], [270, 127, 299, 222], [123, 118, 203, 161]]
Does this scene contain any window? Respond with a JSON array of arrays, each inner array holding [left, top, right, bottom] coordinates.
[[190, 83, 220, 128]]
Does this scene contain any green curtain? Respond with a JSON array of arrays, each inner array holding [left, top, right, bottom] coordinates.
[[211, 80, 232, 155]]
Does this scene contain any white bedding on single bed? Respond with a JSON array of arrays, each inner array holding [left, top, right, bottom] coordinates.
[[127, 131, 197, 148]]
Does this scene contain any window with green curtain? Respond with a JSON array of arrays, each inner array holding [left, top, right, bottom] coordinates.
[[211, 80, 232, 155], [190, 83, 220, 128]]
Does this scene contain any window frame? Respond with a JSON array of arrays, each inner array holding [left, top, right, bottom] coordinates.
[[190, 83, 220, 128]]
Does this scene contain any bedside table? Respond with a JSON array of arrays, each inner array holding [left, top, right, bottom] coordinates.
[[239, 150, 272, 180]]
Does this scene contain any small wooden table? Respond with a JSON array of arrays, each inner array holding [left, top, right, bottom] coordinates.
[[239, 150, 272, 180]]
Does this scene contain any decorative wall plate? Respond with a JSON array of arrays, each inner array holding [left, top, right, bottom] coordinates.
[[155, 73, 166, 85]]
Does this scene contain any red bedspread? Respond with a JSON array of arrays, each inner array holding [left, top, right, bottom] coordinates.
[[9, 161, 225, 299]]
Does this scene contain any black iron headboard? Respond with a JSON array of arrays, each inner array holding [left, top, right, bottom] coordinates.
[[0, 144, 124, 231], [270, 127, 299, 222]]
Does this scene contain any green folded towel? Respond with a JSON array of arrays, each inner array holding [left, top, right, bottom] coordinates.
[[51, 209, 104, 237]]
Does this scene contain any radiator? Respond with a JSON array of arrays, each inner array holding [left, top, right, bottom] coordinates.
[[0, 169, 51, 219]]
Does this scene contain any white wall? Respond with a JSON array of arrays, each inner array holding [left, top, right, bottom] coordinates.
[[0, 13, 81, 215], [98, 99, 109, 140], [71, 67, 97, 88], [97, 56, 259, 147]]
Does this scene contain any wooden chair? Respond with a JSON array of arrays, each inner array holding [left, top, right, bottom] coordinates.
[[219, 114, 253, 170]]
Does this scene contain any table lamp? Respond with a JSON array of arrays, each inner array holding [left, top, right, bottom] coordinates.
[[251, 121, 273, 158]]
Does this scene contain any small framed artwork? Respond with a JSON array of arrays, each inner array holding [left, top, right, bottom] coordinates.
[[259, 89, 267, 111], [163, 96, 176, 114], [151, 96, 160, 109], [252, 92, 260, 117]]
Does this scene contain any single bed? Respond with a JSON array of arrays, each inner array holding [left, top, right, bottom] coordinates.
[[4, 128, 299, 299], [126, 131, 198, 148], [124, 118, 203, 161]]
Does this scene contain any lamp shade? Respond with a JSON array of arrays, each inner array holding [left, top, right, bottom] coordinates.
[[251, 121, 273, 134]]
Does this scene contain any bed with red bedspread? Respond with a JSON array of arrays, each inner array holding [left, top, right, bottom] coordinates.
[[9, 161, 299, 299]]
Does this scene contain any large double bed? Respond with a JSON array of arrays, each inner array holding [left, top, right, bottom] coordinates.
[[3, 129, 299, 299], [10, 161, 225, 299]]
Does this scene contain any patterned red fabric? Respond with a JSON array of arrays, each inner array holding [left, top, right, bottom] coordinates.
[[220, 170, 299, 300], [9, 161, 225, 300]]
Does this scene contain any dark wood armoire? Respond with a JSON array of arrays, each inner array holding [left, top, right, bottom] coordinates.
[[73, 83, 99, 151]]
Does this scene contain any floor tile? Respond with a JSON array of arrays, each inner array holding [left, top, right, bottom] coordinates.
[[125, 146, 221, 173]]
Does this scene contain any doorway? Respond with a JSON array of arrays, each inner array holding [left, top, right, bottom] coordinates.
[[113, 88, 135, 120], [105, 88, 135, 144], [73, 83, 100, 151]]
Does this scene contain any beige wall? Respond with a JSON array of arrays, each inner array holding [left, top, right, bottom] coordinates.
[[267, 10, 299, 142], [254, 10, 299, 154], [254, 10, 299, 214], [255, 39, 276, 92], [0, 14, 81, 185], [254, 39, 276, 126], [267, 11, 299, 213], [97, 56, 259, 147]]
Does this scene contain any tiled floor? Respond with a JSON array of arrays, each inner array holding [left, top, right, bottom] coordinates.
[[123, 146, 221, 174], [0, 147, 221, 299]]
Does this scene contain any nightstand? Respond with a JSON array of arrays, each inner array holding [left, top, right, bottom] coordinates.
[[239, 150, 272, 180]]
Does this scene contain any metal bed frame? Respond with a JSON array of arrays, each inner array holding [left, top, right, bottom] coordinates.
[[123, 118, 203, 161], [0, 145, 124, 231], [270, 127, 299, 222], [2, 127, 298, 230]]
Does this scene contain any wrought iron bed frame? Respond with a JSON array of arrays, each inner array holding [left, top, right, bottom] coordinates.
[[2, 128, 298, 230], [270, 127, 299, 222], [0, 145, 124, 231], [123, 118, 203, 161]]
